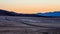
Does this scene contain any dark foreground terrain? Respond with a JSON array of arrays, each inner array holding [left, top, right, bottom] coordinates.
[[0, 16, 60, 34]]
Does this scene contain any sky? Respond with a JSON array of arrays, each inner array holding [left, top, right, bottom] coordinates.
[[0, 0, 60, 14]]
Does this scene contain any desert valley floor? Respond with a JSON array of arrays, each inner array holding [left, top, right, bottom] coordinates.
[[0, 16, 60, 34]]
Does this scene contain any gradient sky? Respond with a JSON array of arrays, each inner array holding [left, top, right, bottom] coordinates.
[[0, 0, 60, 14]]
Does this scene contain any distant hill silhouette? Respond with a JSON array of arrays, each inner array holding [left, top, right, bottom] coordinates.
[[0, 9, 18, 16], [37, 11, 60, 17], [0, 9, 60, 17], [0, 9, 39, 17]]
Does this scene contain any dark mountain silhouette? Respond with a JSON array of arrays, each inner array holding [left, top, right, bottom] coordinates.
[[37, 11, 60, 17], [0, 9, 18, 16], [0, 9, 60, 17], [0, 9, 39, 17]]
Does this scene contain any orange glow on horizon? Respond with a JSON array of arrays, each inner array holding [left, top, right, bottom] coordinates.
[[0, 0, 60, 14], [0, 5, 60, 14]]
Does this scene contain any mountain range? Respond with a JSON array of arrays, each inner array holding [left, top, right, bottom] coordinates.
[[37, 11, 60, 16], [0, 9, 38, 17], [0, 9, 60, 17]]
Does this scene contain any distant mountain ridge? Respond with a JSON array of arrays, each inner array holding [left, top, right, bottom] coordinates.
[[0, 9, 38, 17], [37, 11, 60, 16], [0, 9, 18, 16], [0, 9, 60, 17]]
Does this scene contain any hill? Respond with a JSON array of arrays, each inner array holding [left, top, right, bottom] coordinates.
[[37, 11, 60, 16], [0, 9, 60, 17], [0, 9, 38, 17]]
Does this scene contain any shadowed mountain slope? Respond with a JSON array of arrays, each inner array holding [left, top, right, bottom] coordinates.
[[0, 9, 18, 16], [0, 9, 60, 17], [0, 9, 38, 17], [37, 11, 60, 16]]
